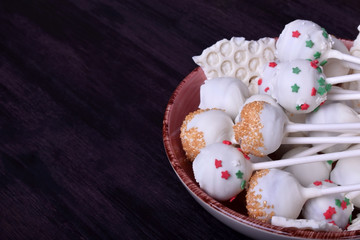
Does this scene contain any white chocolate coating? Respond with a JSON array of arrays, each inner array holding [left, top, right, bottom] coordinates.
[[180, 109, 235, 161], [259, 59, 328, 114], [306, 102, 360, 153], [302, 180, 353, 229], [193, 142, 252, 201], [282, 147, 332, 186], [199, 77, 250, 119], [246, 169, 305, 222], [276, 19, 333, 62], [271, 216, 342, 232], [331, 144, 360, 208], [233, 101, 287, 156], [257, 60, 278, 96]]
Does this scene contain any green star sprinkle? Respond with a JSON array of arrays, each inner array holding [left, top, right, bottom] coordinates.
[[306, 40, 314, 48], [296, 105, 301, 110], [322, 28, 329, 38], [320, 60, 328, 66], [327, 160, 333, 165], [291, 84, 300, 93], [318, 77, 325, 86], [350, 214, 353, 224], [292, 67, 301, 74], [345, 197, 350, 205], [325, 84, 332, 92], [312, 106, 320, 112], [235, 170, 244, 179], [241, 180, 246, 189], [335, 199, 342, 208], [317, 87, 326, 96], [317, 67, 322, 73], [313, 52, 321, 59]]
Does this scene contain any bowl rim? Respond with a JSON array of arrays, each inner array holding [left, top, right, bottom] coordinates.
[[163, 65, 360, 239]]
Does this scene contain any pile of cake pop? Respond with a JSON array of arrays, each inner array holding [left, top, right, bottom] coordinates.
[[180, 19, 360, 231]]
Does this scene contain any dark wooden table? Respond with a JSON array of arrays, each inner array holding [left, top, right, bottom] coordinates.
[[1, 0, 360, 239]]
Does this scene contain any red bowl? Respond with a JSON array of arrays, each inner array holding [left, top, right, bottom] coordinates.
[[163, 40, 360, 239]]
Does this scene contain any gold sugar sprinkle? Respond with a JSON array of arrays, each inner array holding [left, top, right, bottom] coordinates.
[[233, 101, 265, 157], [180, 109, 210, 161], [246, 169, 270, 221]]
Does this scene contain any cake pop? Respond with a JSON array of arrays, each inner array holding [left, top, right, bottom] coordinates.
[[233, 100, 286, 156], [302, 180, 353, 229], [192, 142, 360, 201], [246, 169, 358, 223], [282, 147, 332, 186], [276, 19, 360, 65], [180, 109, 234, 161], [331, 144, 360, 208], [258, 59, 360, 113], [199, 77, 250, 119], [306, 102, 360, 153], [233, 100, 360, 156]]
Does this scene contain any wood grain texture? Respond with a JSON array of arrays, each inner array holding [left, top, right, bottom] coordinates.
[[0, 0, 360, 239]]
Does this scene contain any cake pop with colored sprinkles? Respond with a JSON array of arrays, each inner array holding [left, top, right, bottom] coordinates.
[[246, 169, 358, 223], [193, 142, 360, 201], [302, 180, 354, 229]]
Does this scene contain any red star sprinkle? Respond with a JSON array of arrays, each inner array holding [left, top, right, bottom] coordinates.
[[329, 221, 336, 226], [311, 87, 317, 96], [264, 87, 270, 92], [310, 60, 319, 69], [341, 200, 348, 210], [313, 181, 322, 186], [320, 101, 326, 106], [215, 159, 222, 168], [237, 148, 250, 160], [221, 170, 231, 180], [222, 140, 232, 145], [269, 62, 277, 68], [292, 30, 301, 38], [301, 103, 310, 110], [324, 179, 334, 183], [230, 195, 237, 202], [258, 78, 263, 85], [323, 206, 336, 219]]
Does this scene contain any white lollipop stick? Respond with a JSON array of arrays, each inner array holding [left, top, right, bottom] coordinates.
[[328, 87, 360, 94], [327, 93, 360, 101], [285, 122, 360, 133], [303, 183, 360, 199], [252, 148, 360, 170], [326, 49, 360, 68], [282, 136, 360, 144], [288, 133, 355, 158], [326, 73, 360, 85]]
